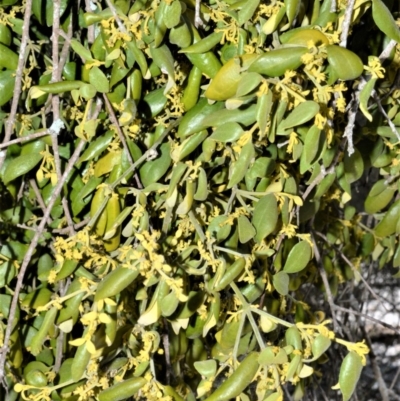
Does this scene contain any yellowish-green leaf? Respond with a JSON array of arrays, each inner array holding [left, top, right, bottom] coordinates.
[[283, 241, 312, 274]]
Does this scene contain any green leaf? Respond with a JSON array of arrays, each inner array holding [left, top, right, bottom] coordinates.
[[303, 125, 322, 166], [273, 271, 289, 295], [0, 70, 15, 106], [364, 180, 396, 214], [139, 143, 172, 187], [205, 54, 258, 101], [228, 140, 255, 188], [94, 150, 122, 177], [283, 241, 312, 274], [210, 122, 244, 143], [279, 101, 320, 131], [180, 31, 223, 54], [79, 83, 97, 100], [311, 335, 331, 361], [285, 0, 299, 25], [326, 45, 364, 81], [344, 148, 364, 184], [238, 215, 256, 243], [264, 392, 282, 401], [194, 167, 208, 201], [164, 0, 182, 28], [285, 326, 303, 350], [375, 199, 400, 237], [248, 47, 307, 77], [236, 72, 263, 98], [393, 243, 400, 268], [0, 261, 15, 288], [256, 91, 273, 136], [258, 347, 288, 365], [359, 78, 377, 122], [194, 360, 217, 378], [252, 194, 278, 243], [78, 131, 114, 163], [3, 153, 43, 184], [372, 0, 400, 43], [237, 0, 260, 25], [70, 38, 93, 61], [339, 352, 363, 401], [207, 215, 231, 243], [89, 66, 109, 93]]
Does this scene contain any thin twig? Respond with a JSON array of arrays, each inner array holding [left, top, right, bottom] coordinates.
[[332, 305, 400, 335], [162, 318, 173, 384], [343, 96, 357, 155], [372, 90, 400, 141], [110, 118, 181, 190], [85, 0, 95, 43], [58, 16, 73, 76], [0, 139, 87, 384], [53, 217, 90, 235], [62, 197, 76, 236], [0, 130, 51, 150], [102, 94, 143, 189], [105, 0, 127, 33], [315, 231, 389, 309], [311, 233, 341, 334], [29, 179, 52, 223], [50, 0, 63, 183], [379, 39, 397, 64], [195, 0, 203, 28], [389, 366, 400, 391], [363, 328, 390, 401], [0, 0, 34, 172], [340, 0, 356, 48], [54, 279, 70, 373]]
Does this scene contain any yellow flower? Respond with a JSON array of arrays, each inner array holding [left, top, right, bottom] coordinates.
[[364, 56, 385, 79]]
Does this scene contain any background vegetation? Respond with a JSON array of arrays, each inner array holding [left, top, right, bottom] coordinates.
[[0, 0, 399, 400]]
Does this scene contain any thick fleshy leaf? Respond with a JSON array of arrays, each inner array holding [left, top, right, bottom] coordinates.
[[283, 241, 312, 273], [89, 66, 109, 93], [273, 271, 289, 295], [252, 194, 278, 243], [311, 335, 331, 360], [205, 54, 258, 101], [375, 199, 400, 237], [372, 0, 400, 43], [238, 215, 256, 243], [359, 78, 377, 122], [281, 28, 329, 46], [364, 180, 396, 214], [279, 101, 320, 130], [326, 45, 364, 81], [139, 143, 171, 187], [210, 122, 244, 143], [194, 360, 217, 378], [248, 47, 307, 77], [3, 153, 43, 184], [228, 140, 255, 188], [344, 148, 363, 184], [339, 352, 363, 401]]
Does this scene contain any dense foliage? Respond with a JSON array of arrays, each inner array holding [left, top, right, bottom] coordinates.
[[0, 0, 399, 400]]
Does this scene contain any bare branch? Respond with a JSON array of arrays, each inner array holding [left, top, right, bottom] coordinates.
[[340, 0, 356, 48], [102, 94, 143, 189], [0, 130, 51, 150], [0, 0, 34, 171], [0, 139, 86, 383], [333, 305, 400, 335], [312, 233, 341, 334]]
